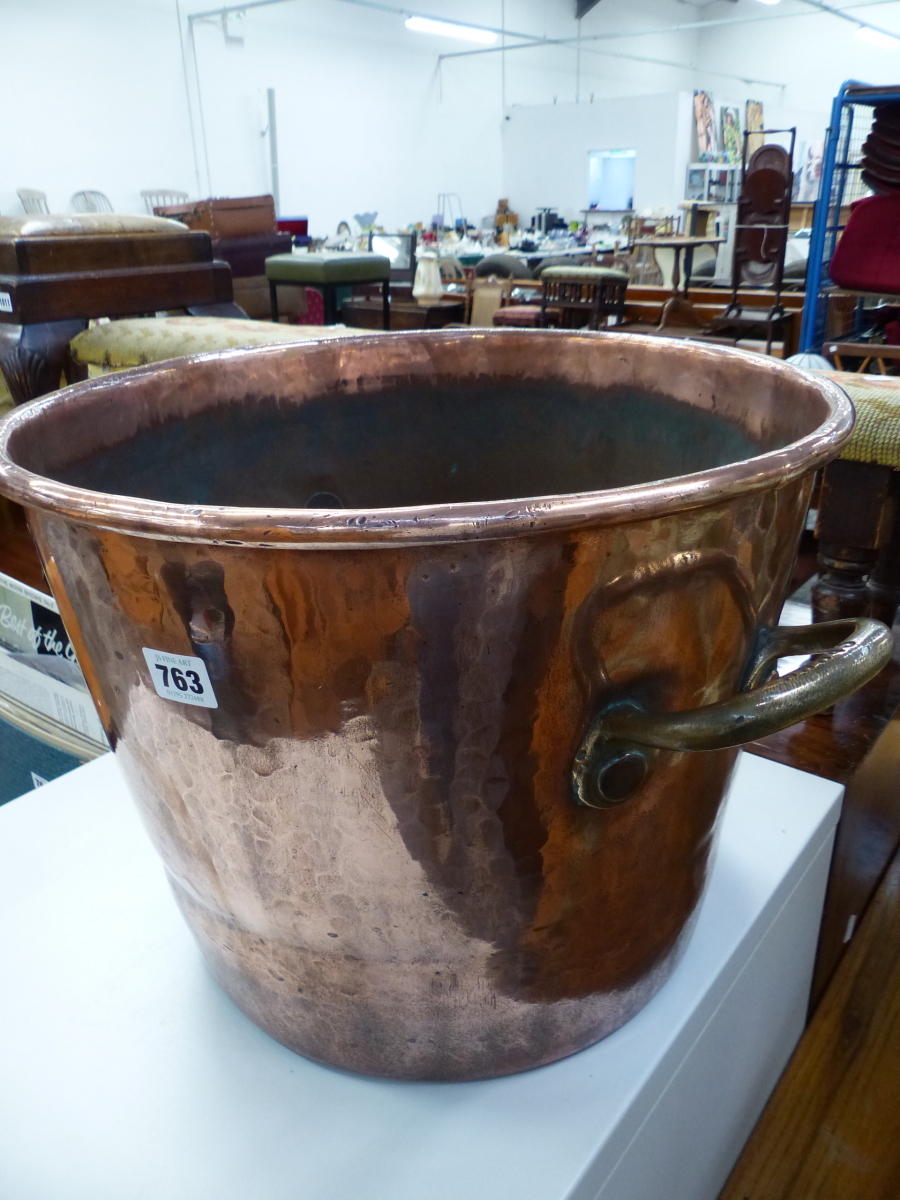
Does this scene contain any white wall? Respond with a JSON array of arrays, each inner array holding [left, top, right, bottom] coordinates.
[[502, 92, 694, 225], [4, 0, 900, 233], [183, 0, 708, 232], [697, 0, 900, 122], [189, 1, 505, 234], [0, 0, 705, 232], [0, 0, 196, 219]]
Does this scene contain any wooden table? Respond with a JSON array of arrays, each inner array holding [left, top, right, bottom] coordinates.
[[342, 297, 464, 330], [633, 234, 725, 329]]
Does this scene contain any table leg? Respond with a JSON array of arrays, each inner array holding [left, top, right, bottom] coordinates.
[[657, 248, 706, 331], [323, 286, 337, 325], [868, 471, 900, 629], [0, 320, 87, 405], [813, 459, 895, 622]]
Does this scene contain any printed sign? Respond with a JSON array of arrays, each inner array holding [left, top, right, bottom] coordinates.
[[142, 647, 218, 709]]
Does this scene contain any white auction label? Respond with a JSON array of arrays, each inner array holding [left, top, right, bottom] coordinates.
[[0, 292, 12, 314], [142, 647, 218, 708]]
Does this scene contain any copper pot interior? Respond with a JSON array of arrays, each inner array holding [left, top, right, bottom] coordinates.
[[10, 336, 822, 512]]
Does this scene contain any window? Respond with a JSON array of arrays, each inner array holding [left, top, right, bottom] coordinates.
[[587, 149, 636, 211]]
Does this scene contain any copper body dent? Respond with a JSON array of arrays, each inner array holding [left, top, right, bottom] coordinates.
[[0, 331, 870, 1080]]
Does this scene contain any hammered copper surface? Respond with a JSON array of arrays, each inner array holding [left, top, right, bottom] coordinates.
[[0, 330, 853, 1080]]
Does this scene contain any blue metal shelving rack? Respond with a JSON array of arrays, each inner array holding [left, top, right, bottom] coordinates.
[[800, 80, 900, 353]]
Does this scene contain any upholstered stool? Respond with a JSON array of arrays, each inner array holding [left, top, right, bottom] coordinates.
[[811, 371, 900, 628], [0, 213, 242, 405], [69, 316, 363, 374], [265, 252, 391, 327], [492, 305, 547, 328], [492, 305, 541, 327], [540, 265, 628, 330]]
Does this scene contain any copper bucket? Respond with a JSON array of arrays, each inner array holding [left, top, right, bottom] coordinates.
[[0, 330, 890, 1081]]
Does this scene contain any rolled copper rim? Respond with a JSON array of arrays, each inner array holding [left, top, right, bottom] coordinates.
[[0, 329, 854, 548]]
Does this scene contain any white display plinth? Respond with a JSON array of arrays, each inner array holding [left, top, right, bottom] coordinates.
[[0, 752, 841, 1200]]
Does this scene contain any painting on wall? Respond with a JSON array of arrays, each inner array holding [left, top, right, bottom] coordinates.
[[694, 91, 718, 159], [746, 100, 765, 156], [792, 142, 806, 200], [797, 140, 824, 203], [720, 106, 742, 163]]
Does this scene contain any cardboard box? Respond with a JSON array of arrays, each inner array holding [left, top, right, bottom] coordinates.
[[0, 570, 108, 802]]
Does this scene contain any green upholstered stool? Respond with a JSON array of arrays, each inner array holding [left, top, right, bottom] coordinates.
[[539, 265, 629, 330], [69, 315, 364, 374], [265, 252, 392, 327], [811, 370, 900, 629]]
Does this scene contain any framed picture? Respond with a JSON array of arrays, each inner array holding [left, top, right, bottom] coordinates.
[[798, 140, 824, 203], [694, 91, 718, 158], [746, 100, 764, 156], [720, 106, 742, 163]]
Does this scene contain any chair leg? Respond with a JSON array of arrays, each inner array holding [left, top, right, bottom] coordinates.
[[589, 290, 602, 331], [322, 286, 337, 325], [0, 319, 88, 405], [269, 281, 280, 321], [812, 459, 895, 622], [615, 284, 626, 326], [868, 471, 900, 628], [382, 282, 390, 331]]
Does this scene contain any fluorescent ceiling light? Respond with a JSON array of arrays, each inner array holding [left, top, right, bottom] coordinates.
[[753, 0, 781, 6], [855, 24, 900, 48], [404, 16, 498, 44]]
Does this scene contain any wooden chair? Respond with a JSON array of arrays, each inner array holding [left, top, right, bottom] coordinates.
[[16, 189, 49, 215], [438, 257, 465, 281], [142, 189, 188, 215], [468, 278, 513, 327], [825, 339, 899, 375], [623, 214, 675, 286], [71, 191, 113, 214], [708, 136, 795, 355], [540, 266, 628, 330]]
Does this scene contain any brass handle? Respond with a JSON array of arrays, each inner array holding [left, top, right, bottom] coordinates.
[[572, 618, 894, 809]]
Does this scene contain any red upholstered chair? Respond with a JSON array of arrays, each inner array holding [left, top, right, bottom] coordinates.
[[295, 286, 324, 326], [492, 305, 544, 327], [830, 194, 900, 293]]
